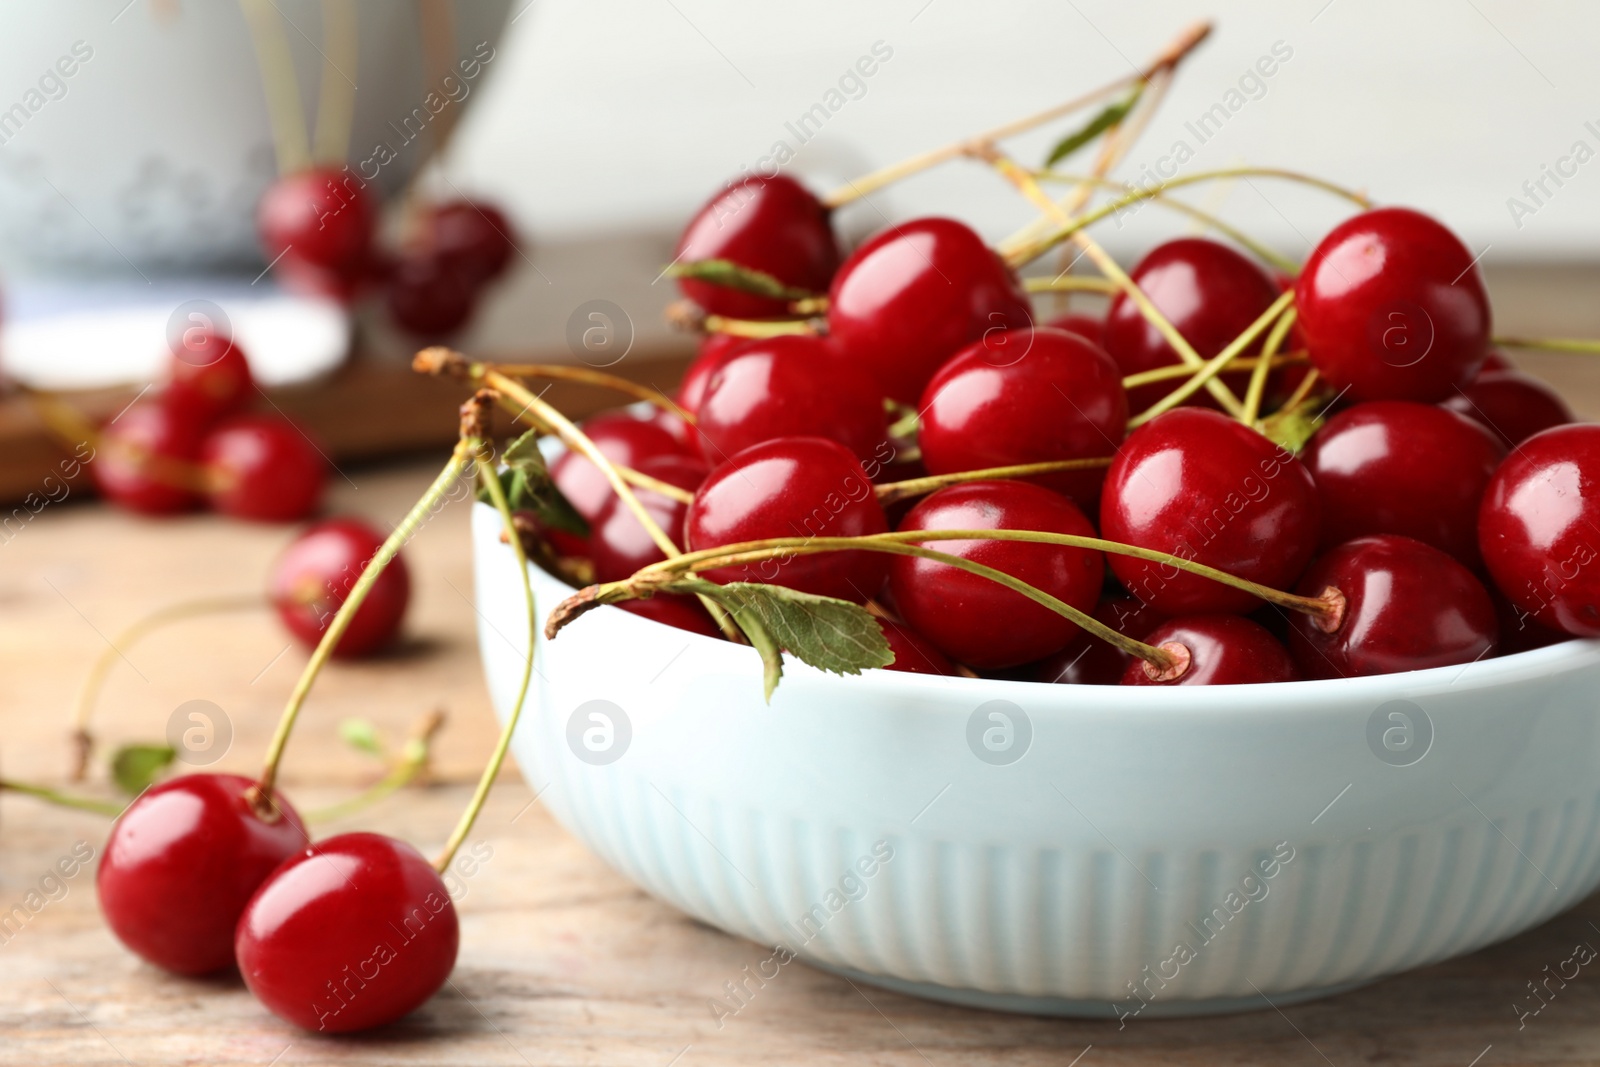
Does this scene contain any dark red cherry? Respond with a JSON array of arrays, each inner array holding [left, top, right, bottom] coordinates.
[[1477, 350, 1514, 376], [1045, 312, 1104, 343], [1102, 238, 1279, 412], [425, 199, 517, 282], [201, 414, 327, 523], [1479, 424, 1600, 637], [236, 832, 457, 1033], [590, 453, 708, 581], [674, 174, 840, 319], [617, 594, 722, 638], [97, 773, 305, 975], [257, 167, 377, 297], [1491, 588, 1568, 654], [551, 412, 690, 525], [696, 334, 887, 465], [1100, 408, 1320, 615], [888, 480, 1103, 669], [1288, 534, 1498, 678], [678, 333, 752, 418], [269, 518, 410, 657], [1302, 401, 1504, 567], [827, 217, 1033, 403], [1442, 370, 1574, 449], [918, 326, 1127, 510], [1034, 595, 1159, 685], [92, 400, 206, 515], [1296, 207, 1491, 402], [385, 251, 479, 338], [168, 328, 254, 425], [1120, 615, 1297, 686], [877, 618, 958, 676], [685, 436, 888, 602]]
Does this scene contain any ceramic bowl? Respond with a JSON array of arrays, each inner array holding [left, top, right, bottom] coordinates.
[[471, 502, 1600, 1017]]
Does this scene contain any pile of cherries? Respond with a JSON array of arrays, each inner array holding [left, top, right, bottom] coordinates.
[[540, 174, 1594, 686]]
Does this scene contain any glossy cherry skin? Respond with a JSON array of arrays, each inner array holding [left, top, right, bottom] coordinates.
[[589, 453, 708, 582], [674, 174, 840, 319], [1296, 207, 1491, 402], [1121, 615, 1297, 686], [1302, 401, 1504, 567], [617, 594, 722, 637], [1034, 595, 1159, 685], [201, 414, 328, 523], [1479, 424, 1600, 637], [97, 774, 305, 975], [1288, 534, 1498, 678], [269, 518, 410, 657], [236, 832, 458, 1033], [696, 334, 888, 466], [425, 199, 517, 282], [551, 413, 691, 525], [685, 436, 889, 602], [1442, 370, 1574, 449], [918, 326, 1127, 510], [92, 400, 206, 515], [827, 217, 1034, 403], [1103, 238, 1280, 412], [257, 167, 377, 297], [1100, 408, 1321, 615], [1045, 312, 1104, 343], [877, 618, 959, 676], [678, 333, 751, 417], [888, 480, 1104, 669], [168, 328, 255, 425], [385, 251, 479, 338]]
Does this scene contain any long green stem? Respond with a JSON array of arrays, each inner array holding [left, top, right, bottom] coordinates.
[[1129, 289, 1296, 427], [1242, 307, 1300, 426], [1492, 336, 1600, 354], [1022, 276, 1119, 294], [1122, 354, 1305, 390], [0, 780, 122, 817], [478, 362, 692, 420], [874, 458, 1113, 507]]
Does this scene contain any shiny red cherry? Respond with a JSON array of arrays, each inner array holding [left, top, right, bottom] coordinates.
[[1100, 408, 1321, 615], [888, 480, 1103, 668], [678, 333, 752, 418], [685, 436, 888, 602], [1034, 595, 1158, 685], [1302, 401, 1504, 567], [827, 217, 1033, 403], [1045, 312, 1104, 343], [617, 594, 722, 637], [269, 518, 410, 657], [1442, 370, 1574, 449], [1295, 207, 1491, 402], [92, 400, 206, 515], [1479, 424, 1600, 636], [257, 167, 377, 298], [1120, 615, 1297, 686], [918, 326, 1127, 510], [877, 618, 958, 676], [551, 412, 690, 525], [590, 453, 708, 582], [674, 174, 840, 318], [1288, 534, 1498, 678], [696, 334, 887, 466], [425, 199, 517, 282], [201, 414, 327, 523], [236, 832, 457, 1033], [168, 328, 254, 425], [97, 773, 305, 975], [1102, 238, 1280, 412], [384, 250, 479, 338]]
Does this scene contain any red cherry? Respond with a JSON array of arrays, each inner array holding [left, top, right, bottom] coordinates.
[[236, 832, 457, 1033], [1479, 424, 1600, 636], [1442, 370, 1574, 449], [1302, 401, 1504, 567], [1102, 238, 1280, 412], [1034, 595, 1158, 685], [617, 594, 722, 637], [877, 618, 958, 676], [425, 199, 517, 282], [678, 333, 752, 418], [1045, 312, 1104, 343], [201, 414, 328, 523], [888, 480, 1103, 669], [590, 453, 708, 582], [1288, 534, 1498, 678], [551, 412, 690, 524], [97, 774, 305, 975], [1295, 207, 1491, 402], [1491, 588, 1568, 654], [685, 436, 888, 602], [384, 251, 479, 338], [1100, 408, 1320, 615], [696, 334, 888, 466], [257, 167, 377, 298], [269, 518, 410, 657], [827, 217, 1033, 403], [674, 174, 840, 318], [1120, 615, 1297, 686], [1477, 350, 1514, 376], [92, 400, 206, 515], [168, 328, 254, 425], [918, 326, 1127, 510]]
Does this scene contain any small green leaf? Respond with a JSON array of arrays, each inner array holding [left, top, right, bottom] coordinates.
[[479, 431, 589, 537], [1043, 87, 1143, 168], [110, 744, 176, 795], [664, 259, 817, 302], [1258, 405, 1325, 455], [339, 718, 384, 758], [501, 428, 547, 474]]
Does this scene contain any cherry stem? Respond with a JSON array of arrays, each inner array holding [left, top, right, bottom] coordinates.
[[1492, 336, 1600, 354], [23, 386, 214, 494], [0, 779, 123, 818], [1242, 306, 1301, 426], [473, 361, 694, 423], [873, 458, 1113, 507], [237, 0, 313, 173], [310, 0, 359, 165], [1121, 353, 1305, 390], [69, 594, 265, 781], [433, 462, 535, 872], [1129, 289, 1296, 427], [1278, 366, 1323, 416], [305, 708, 445, 825], [1021, 276, 1118, 295]]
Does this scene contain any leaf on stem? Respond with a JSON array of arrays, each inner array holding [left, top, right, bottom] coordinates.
[[110, 744, 175, 795], [664, 259, 818, 302], [478, 429, 589, 536], [1043, 86, 1143, 168], [338, 718, 384, 759], [1258, 405, 1326, 455]]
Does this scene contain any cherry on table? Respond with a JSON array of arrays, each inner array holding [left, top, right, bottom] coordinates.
[[550, 412, 691, 525], [256, 167, 377, 298], [1034, 594, 1159, 685], [384, 250, 480, 339], [201, 414, 328, 523], [236, 832, 458, 1033], [1120, 615, 1298, 686], [876, 618, 959, 676], [97, 773, 305, 975], [1442, 369, 1574, 449], [589, 453, 708, 582], [92, 400, 207, 515], [167, 328, 255, 425], [270, 518, 410, 657]]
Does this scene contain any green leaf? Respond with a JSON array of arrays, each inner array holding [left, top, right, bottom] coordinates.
[[1043, 87, 1143, 168], [339, 718, 384, 758], [664, 259, 817, 302], [110, 744, 175, 795], [478, 431, 589, 536], [1258, 405, 1325, 455]]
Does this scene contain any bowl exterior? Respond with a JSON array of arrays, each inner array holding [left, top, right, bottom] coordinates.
[[472, 504, 1600, 1014]]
